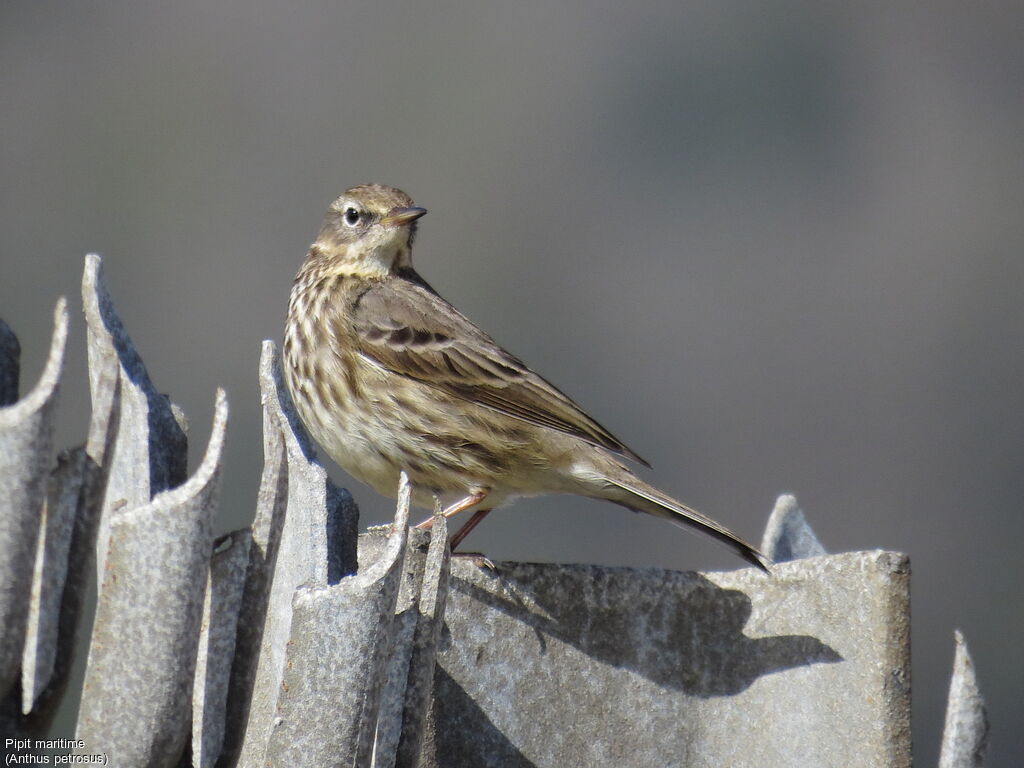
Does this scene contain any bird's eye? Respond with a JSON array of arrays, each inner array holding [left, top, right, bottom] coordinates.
[[343, 207, 361, 226]]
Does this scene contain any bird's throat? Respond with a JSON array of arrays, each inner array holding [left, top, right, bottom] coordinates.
[[308, 239, 400, 280]]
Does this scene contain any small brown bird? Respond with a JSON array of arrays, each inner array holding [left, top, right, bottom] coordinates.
[[284, 184, 769, 571]]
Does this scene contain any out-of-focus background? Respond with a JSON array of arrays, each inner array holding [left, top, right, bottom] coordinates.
[[2, 1, 1021, 763]]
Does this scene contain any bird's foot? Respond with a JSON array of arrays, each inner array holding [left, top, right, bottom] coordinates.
[[451, 551, 496, 569]]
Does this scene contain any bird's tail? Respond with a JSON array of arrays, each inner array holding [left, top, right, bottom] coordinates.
[[600, 474, 771, 572]]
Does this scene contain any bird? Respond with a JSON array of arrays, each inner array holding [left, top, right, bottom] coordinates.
[[283, 183, 769, 571]]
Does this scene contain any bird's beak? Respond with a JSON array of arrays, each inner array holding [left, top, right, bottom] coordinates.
[[380, 207, 428, 227]]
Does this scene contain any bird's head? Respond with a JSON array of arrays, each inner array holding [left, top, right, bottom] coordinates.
[[312, 184, 427, 278]]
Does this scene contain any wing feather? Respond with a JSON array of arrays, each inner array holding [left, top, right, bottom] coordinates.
[[349, 274, 649, 466]]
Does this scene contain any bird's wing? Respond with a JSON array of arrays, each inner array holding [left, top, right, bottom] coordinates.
[[346, 274, 649, 466]]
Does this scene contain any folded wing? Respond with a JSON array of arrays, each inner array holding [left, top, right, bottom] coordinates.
[[345, 273, 649, 466]]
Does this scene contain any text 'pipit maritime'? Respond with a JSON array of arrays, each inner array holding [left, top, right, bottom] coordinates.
[[284, 184, 769, 571]]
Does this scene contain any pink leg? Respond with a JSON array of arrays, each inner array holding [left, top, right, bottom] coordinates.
[[415, 490, 488, 530], [449, 508, 492, 552]]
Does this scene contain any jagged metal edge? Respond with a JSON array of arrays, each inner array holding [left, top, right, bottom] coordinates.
[[217, 343, 289, 766], [372, 525, 434, 768], [263, 475, 409, 767], [21, 447, 86, 714], [18, 260, 127, 727], [75, 390, 226, 766], [0, 299, 67, 700], [938, 630, 989, 768], [392, 514, 450, 768], [234, 341, 359, 768], [81, 254, 188, 585], [761, 494, 827, 562]]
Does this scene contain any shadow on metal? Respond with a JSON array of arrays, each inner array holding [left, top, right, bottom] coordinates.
[[447, 565, 841, 696]]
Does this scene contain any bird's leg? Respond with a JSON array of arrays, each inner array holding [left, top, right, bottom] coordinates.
[[415, 490, 492, 556], [449, 508, 492, 552], [415, 490, 488, 531]]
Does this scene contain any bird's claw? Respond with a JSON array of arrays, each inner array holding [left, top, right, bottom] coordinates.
[[452, 551, 495, 570]]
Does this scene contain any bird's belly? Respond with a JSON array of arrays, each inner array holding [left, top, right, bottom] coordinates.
[[296, 393, 412, 498], [284, 348, 581, 510], [287, 365, 498, 500]]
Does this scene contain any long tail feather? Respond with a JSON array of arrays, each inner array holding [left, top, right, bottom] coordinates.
[[603, 476, 771, 572]]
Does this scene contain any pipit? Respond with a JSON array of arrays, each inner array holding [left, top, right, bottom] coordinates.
[[283, 184, 769, 571]]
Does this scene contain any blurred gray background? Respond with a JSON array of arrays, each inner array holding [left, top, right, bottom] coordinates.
[[2, 1, 1021, 764]]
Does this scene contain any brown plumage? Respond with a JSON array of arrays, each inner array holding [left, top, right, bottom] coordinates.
[[283, 183, 769, 571]]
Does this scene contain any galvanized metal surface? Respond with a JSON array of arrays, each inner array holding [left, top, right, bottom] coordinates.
[[761, 493, 827, 563], [75, 391, 226, 766], [424, 550, 909, 768], [939, 630, 989, 768], [0, 300, 67, 700], [264, 480, 411, 767], [379, 517, 451, 768], [230, 342, 360, 768], [217, 345, 291, 766], [192, 529, 251, 768], [21, 447, 86, 714], [82, 254, 188, 586]]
